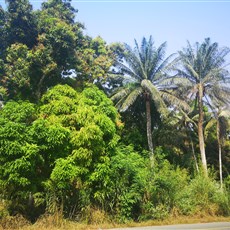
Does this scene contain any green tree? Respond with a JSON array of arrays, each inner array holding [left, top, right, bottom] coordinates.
[[3, 43, 58, 101], [73, 36, 114, 89], [205, 106, 230, 187], [41, 0, 77, 25], [111, 36, 188, 164], [0, 5, 7, 57], [37, 15, 77, 71], [38, 0, 83, 75], [3, 43, 31, 100], [216, 110, 229, 188], [0, 101, 40, 218], [38, 84, 120, 217], [105, 145, 149, 221], [1, 0, 84, 102], [4, 0, 38, 48], [175, 38, 230, 174], [0, 84, 121, 220]]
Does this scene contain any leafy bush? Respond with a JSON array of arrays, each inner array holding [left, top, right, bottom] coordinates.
[[39, 84, 121, 219], [94, 144, 149, 222], [176, 172, 230, 216], [140, 147, 189, 220], [0, 85, 121, 221]]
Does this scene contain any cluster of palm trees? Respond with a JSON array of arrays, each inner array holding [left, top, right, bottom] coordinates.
[[111, 36, 230, 177]]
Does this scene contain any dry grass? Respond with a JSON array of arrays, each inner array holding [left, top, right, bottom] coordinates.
[[1, 214, 230, 230], [125, 215, 230, 228]]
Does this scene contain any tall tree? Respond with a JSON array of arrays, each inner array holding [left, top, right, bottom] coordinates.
[[2, 0, 83, 102], [3, 43, 58, 102], [41, 0, 77, 25], [175, 38, 230, 175], [111, 36, 189, 165], [204, 103, 230, 187], [5, 0, 38, 48], [216, 110, 229, 188], [74, 36, 114, 87], [37, 0, 83, 84], [0, 5, 7, 57]]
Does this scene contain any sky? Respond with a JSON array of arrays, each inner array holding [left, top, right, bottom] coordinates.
[[75, 1, 230, 56], [1, 0, 230, 58]]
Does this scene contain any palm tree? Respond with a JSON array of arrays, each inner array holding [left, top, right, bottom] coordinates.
[[111, 36, 189, 165], [175, 38, 230, 175], [216, 109, 229, 188], [204, 102, 230, 188]]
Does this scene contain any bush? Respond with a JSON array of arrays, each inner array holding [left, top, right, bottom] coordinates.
[[140, 147, 189, 220], [102, 145, 149, 222], [176, 172, 230, 216]]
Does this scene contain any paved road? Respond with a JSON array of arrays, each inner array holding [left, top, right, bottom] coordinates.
[[106, 222, 230, 230]]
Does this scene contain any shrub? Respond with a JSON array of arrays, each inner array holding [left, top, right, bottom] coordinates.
[[140, 147, 189, 220], [176, 172, 230, 216]]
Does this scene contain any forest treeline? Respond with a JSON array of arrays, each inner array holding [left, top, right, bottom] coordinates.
[[0, 0, 230, 227]]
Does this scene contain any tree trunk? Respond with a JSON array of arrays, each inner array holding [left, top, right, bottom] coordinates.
[[188, 129, 199, 173], [146, 96, 154, 166], [36, 74, 46, 101], [198, 83, 208, 175], [217, 119, 223, 189]]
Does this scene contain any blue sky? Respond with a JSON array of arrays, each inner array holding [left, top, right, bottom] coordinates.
[[1, 0, 230, 57], [75, 1, 230, 55]]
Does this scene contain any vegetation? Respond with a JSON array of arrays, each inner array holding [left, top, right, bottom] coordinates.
[[110, 36, 189, 165], [174, 38, 230, 175], [0, 0, 230, 229]]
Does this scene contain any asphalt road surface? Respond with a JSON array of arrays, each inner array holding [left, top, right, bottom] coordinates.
[[106, 222, 230, 230]]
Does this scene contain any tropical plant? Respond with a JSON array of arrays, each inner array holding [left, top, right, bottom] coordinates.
[[175, 38, 230, 174], [4, 0, 38, 48], [38, 84, 120, 218], [102, 144, 149, 222], [110, 36, 189, 164], [205, 106, 230, 187], [216, 109, 230, 188], [0, 101, 40, 220]]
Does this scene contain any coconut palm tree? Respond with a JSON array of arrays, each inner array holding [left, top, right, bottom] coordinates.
[[174, 38, 230, 175], [204, 101, 230, 187], [216, 109, 229, 188], [110, 36, 189, 165]]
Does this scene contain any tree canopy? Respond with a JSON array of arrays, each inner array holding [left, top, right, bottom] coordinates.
[[0, 0, 230, 226]]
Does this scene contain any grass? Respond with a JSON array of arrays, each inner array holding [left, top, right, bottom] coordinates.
[[1, 214, 230, 230]]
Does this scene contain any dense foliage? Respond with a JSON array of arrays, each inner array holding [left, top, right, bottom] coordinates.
[[0, 0, 230, 226]]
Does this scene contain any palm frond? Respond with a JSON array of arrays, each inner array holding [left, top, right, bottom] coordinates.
[[203, 66, 229, 85], [204, 118, 216, 139], [160, 90, 191, 112], [219, 110, 230, 118], [159, 77, 192, 88], [124, 42, 147, 79], [179, 109, 198, 128], [120, 87, 143, 112], [135, 37, 157, 80], [150, 53, 177, 82], [114, 60, 142, 81], [110, 88, 129, 102], [176, 38, 230, 120], [148, 42, 168, 81], [141, 79, 168, 116], [174, 68, 197, 84], [207, 83, 230, 105]]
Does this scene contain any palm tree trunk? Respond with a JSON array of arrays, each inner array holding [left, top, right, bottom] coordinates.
[[188, 129, 199, 173], [146, 97, 154, 166], [217, 119, 223, 189], [198, 84, 208, 175]]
